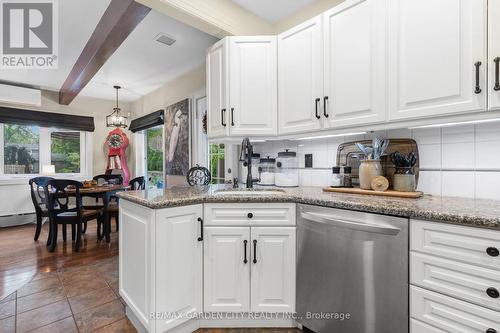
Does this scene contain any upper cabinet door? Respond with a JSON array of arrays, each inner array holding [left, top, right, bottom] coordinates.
[[155, 205, 203, 332], [228, 36, 278, 136], [489, 0, 500, 110], [204, 227, 250, 312], [322, 0, 387, 129], [388, 0, 487, 121], [207, 40, 228, 138], [250, 227, 296, 313], [278, 16, 323, 135]]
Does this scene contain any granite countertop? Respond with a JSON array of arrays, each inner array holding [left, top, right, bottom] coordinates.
[[117, 185, 500, 230]]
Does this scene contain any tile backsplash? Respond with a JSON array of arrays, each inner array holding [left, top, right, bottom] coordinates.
[[249, 122, 500, 200]]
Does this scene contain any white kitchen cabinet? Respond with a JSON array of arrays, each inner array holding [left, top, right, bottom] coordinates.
[[155, 205, 203, 332], [250, 227, 296, 313], [388, 0, 487, 121], [278, 16, 323, 134], [206, 40, 228, 138], [204, 227, 250, 312], [322, 0, 387, 128], [207, 36, 277, 138], [489, 0, 500, 110]]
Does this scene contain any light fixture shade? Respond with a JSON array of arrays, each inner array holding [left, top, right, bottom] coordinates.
[[106, 86, 129, 128]]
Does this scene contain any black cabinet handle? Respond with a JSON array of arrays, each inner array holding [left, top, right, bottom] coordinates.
[[475, 61, 482, 94], [487, 247, 499, 257], [231, 107, 235, 126], [197, 217, 203, 242], [221, 109, 226, 127], [253, 239, 257, 264], [315, 98, 321, 119], [243, 240, 248, 264], [494, 57, 500, 91], [247, 213, 253, 219], [323, 96, 329, 118], [486, 329, 497, 333], [487, 287, 499, 299]]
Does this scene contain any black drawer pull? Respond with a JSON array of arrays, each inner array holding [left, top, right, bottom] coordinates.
[[247, 213, 253, 219], [197, 217, 203, 242], [486, 329, 497, 333], [487, 247, 499, 257], [315, 98, 321, 119], [243, 240, 248, 264], [253, 239, 257, 264], [486, 287, 499, 299], [474, 61, 482, 94], [231, 107, 235, 126], [494, 57, 500, 91], [221, 109, 226, 127], [323, 96, 329, 118]]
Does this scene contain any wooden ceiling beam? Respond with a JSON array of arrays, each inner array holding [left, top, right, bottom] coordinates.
[[59, 0, 150, 105]]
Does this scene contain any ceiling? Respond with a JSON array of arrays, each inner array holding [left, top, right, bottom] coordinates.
[[0, 0, 218, 102], [231, 0, 318, 23]]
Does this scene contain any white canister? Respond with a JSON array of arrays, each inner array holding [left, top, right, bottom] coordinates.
[[275, 150, 299, 187], [257, 157, 276, 186]]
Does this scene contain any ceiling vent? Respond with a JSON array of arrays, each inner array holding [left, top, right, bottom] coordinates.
[[154, 33, 176, 46]]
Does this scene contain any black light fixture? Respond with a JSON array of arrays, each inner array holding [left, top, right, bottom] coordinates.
[[106, 85, 129, 128]]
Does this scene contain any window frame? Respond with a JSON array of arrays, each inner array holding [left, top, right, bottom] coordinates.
[[0, 123, 90, 181], [143, 125, 165, 188]]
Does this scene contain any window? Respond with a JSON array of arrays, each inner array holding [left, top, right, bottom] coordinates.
[[209, 143, 225, 184], [0, 123, 86, 177], [50, 131, 81, 173], [145, 126, 163, 188], [4, 124, 39, 174]]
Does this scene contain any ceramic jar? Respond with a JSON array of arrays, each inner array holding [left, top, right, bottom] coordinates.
[[359, 159, 383, 190]]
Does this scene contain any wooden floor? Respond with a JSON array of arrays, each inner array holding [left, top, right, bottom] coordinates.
[[0, 219, 118, 301]]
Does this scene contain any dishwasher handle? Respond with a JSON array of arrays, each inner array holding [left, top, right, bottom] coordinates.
[[300, 211, 401, 235]]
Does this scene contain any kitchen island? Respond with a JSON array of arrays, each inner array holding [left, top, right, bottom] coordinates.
[[117, 186, 500, 333]]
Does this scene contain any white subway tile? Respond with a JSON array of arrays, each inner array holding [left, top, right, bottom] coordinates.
[[475, 172, 500, 200], [417, 171, 441, 195], [299, 169, 312, 186], [418, 144, 441, 169], [442, 124, 474, 143], [442, 142, 475, 169], [441, 172, 475, 198], [412, 128, 441, 145], [475, 141, 500, 169], [387, 128, 412, 139], [475, 121, 500, 142]]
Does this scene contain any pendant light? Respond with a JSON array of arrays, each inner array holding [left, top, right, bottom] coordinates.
[[106, 85, 129, 128]]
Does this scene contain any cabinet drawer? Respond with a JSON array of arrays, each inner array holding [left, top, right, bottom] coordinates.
[[411, 286, 500, 332], [411, 220, 500, 270], [204, 203, 295, 226], [411, 252, 500, 311]]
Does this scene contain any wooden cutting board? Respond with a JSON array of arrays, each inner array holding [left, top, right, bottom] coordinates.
[[323, 187, 423, 198]]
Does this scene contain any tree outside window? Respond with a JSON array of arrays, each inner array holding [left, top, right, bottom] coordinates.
[[210, 143, 225, 184], [4, 124, 39, 174], [146, 126, 163, 187], [51, 131, 81, 173]]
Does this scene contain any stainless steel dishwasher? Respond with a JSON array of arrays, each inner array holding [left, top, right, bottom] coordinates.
[[297, 204, 408, 333]]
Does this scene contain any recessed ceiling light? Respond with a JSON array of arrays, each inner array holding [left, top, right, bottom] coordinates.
[[154, 33, 176, 46]]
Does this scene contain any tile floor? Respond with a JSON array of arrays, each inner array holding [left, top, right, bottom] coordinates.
[[0, 256, 302, 333]]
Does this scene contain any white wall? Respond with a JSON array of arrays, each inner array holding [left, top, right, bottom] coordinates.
[[251, 122, 500, 200]]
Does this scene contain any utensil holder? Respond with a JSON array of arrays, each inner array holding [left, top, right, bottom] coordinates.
[[393, 174, 416, 192]]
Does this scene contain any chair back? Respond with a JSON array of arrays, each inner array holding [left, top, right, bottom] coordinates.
[[29, 177, 53, 211], [129, 176, 145, 190], [93, 174, 123, 185], [45, 179, 83, 218]]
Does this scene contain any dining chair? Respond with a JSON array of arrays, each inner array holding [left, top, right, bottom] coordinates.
[[44, 179, 103, 252], [129, 176, 146, 190], [92, 174, 123, 230], [28, 177, 53, 241]]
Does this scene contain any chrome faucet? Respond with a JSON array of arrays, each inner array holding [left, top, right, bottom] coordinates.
[[239, 137, 253, 188]]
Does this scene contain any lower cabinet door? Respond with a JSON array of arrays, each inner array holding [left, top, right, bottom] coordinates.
[[155, 205, 203, 332], [251, 227, 296, 313], [204, 227, 250, 312]]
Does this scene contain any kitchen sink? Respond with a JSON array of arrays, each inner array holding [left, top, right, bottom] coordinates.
[[214, 189, 286, 196]]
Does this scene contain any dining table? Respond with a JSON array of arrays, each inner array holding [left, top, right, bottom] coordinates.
[[67, 184, 128, 242]]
